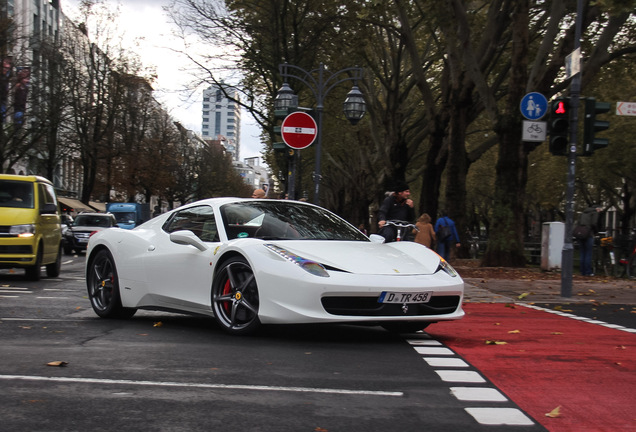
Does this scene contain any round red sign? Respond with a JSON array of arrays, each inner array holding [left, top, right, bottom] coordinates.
[[281, 112, 317, 149]]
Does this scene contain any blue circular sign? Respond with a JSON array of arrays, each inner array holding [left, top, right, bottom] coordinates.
[[520, 92, 548, 120]]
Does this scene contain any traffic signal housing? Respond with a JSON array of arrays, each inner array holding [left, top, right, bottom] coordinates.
[[548, 97, 569, 156], [583, 97, 610, 156]]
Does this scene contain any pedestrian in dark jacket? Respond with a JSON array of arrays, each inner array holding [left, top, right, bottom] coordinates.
[[576, 205, 602, 276]]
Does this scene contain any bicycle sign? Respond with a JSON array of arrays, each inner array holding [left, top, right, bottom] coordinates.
[[522, 120, 547, 142]]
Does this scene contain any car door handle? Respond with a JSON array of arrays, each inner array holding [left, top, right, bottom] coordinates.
[[147, 245, 156, 251]]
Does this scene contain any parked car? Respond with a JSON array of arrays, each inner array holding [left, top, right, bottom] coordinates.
[[0, 174, 62, 280], [64, 213, 118, 255], [85, 198, 465, 335]]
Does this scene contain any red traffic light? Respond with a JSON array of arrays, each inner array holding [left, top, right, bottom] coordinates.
[[555, 101, 567, 114]]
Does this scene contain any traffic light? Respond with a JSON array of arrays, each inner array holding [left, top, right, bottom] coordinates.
[[583, 97, 610, 156], [548, 97, 569, 156]]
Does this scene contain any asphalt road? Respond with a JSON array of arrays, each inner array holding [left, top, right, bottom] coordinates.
[[0, 257, 546, 432]]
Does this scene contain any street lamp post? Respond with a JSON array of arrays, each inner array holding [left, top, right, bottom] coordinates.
[[274, 63, 365, 205]]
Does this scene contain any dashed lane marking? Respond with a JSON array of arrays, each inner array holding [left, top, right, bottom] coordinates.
[[407, 334, 536, 427]]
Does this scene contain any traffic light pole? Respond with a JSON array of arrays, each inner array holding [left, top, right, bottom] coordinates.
[[561, 0, 584, 298]]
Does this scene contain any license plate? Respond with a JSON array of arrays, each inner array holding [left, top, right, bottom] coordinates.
[[378, 291, 432, 304], [78, 238, 88, 243]]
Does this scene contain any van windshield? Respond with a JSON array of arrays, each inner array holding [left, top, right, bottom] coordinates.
[[0, 180, 34, 209]]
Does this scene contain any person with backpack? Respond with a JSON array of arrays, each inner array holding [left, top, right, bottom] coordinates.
[[435, 212, 460, 261], [574, 205, 602, 276]]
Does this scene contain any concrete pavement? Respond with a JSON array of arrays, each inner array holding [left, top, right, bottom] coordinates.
[[455, 264, 636, 305]]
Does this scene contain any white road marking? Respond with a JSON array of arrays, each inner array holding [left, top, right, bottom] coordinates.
[[464, 408, 534, 426], [520, 303, 636, 334], [450, 387, 508, 402], [423, 357, 469, 368], [435, 370, 486, 383], [413, 346, 454, 355], [0, 375, 403, 397]]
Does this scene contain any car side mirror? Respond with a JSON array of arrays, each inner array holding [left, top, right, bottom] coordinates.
[[369, 234, 386, 243], [170, 230, 208, 252], [41, 203, 58, 215]]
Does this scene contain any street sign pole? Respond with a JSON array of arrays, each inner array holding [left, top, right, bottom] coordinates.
[[561, 0, 584, 298]]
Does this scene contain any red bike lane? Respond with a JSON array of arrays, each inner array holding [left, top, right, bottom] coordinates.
[[427, 303, 636, 432]]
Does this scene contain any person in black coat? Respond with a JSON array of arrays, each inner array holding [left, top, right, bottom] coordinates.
[[377, 182, 415, 242]]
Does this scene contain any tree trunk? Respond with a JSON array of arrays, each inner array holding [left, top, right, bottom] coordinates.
[[482, 0, 529, 267]]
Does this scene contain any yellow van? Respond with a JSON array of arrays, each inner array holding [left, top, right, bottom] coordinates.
[[0, 174, 62, 280]]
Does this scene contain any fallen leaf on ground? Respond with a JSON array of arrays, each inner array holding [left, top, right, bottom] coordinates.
[[485, 340, 508, 345], [545, 406, 561, 418], [518, 292, 529, 299], [551, 332, 563, 335], [508, 330, 521, 334], [47, 361, 68, 367], [153, 322, 163, 327]]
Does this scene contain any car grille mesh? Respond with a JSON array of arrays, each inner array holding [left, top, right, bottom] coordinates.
[[321, 295, 461, 316]]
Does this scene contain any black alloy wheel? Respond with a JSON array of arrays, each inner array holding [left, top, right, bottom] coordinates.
[[212, 257, 261, 335], [87, 249, 136, 319]]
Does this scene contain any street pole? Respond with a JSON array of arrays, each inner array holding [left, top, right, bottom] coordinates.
[[561, 0, 584, 298], [276, 63, 365, 205]]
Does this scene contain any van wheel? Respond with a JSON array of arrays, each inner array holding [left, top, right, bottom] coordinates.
[[25, 246, 42, 281], [46, 245, 62, 277]]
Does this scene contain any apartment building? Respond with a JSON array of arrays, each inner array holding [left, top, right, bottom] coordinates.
[[201, 84, 241, 161]]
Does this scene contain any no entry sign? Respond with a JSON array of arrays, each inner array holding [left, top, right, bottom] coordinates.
[[281, 112, 317, 149]]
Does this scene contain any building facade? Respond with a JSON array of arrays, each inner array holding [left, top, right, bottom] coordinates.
[[201, 84, 241, 161]]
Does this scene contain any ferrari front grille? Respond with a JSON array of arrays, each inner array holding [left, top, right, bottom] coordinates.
[[321, 295, 461, 317]]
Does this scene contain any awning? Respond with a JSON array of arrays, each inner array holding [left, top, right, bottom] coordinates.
[[89, 201, 106, 212], [58, 197, 94, 214]]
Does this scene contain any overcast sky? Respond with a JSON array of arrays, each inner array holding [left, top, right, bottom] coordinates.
[[63, 0, 263, 162]]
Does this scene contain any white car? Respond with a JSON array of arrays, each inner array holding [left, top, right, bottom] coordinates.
[[85, 198, 464, 335]]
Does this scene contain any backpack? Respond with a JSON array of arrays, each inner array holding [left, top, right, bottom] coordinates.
[[438, 218, 452, 242]]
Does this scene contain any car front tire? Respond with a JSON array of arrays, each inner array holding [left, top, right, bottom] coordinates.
[[46, 245, 62, 277], [212, 256, 261, 335], [87, 249, 136, 319], [25, 244, 42, 281]]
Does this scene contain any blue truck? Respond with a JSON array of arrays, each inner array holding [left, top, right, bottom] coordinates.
[[106, 202, 151, 229]]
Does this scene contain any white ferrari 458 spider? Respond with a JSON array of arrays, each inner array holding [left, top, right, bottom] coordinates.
[[85, 198, 464, 335]]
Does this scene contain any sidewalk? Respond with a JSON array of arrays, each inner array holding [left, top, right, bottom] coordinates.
[[453, 260, 636, 305]]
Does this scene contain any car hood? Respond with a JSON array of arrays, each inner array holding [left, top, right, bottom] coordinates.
[[0, 207, 35, 225], [267, 241, 441, 276], [69, 225, 110, 232]]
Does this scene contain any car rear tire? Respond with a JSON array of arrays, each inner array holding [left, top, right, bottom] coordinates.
[[87, 249, 136, 319], [212, 256, 260, 335], [381, 322, 430, 334]]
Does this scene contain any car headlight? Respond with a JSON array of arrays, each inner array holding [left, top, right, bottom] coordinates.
[[436, 257, 458, 277], [264, 244, 329, 278], [10, 224, 35, 238]]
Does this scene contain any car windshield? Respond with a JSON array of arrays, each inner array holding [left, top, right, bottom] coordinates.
[[219, 201, 369, 241], [0, 180, 34, 209], [74, 215, 112, 227], [113, 212, 136, 223]]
